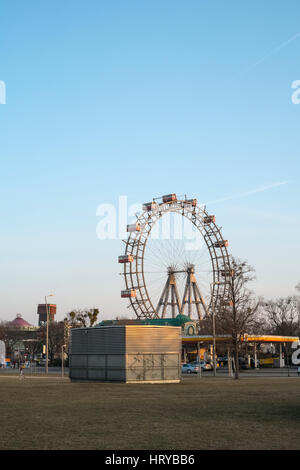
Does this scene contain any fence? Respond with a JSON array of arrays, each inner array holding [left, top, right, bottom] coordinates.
[[0, 363, 69, 377]]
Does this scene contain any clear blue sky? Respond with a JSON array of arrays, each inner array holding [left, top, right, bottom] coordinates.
[[1, 1, 299, 324]]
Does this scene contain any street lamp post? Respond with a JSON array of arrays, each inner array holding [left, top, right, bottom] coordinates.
[[45, 294, 54, 375], [61, 344, 66, 377]]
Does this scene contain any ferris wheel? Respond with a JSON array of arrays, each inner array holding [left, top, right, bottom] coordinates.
[[119, 194, 233, 322]]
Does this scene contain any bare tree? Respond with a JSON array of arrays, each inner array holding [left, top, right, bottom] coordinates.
[[39, 321, 65, 365], [22, 338, 42, 361], [263, 297, 300, 337], [217, 257, 259, 379]]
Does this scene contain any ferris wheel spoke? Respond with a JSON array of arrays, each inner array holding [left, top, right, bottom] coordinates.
[[145, 241, 172, 269]]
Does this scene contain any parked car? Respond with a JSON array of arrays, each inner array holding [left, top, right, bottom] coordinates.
[[36, 360, 49, 367], [181, 363, 200, 374], [240, 362, 250, 370], [218, 356, 228, 363], [238, 357, 260, 369], [190, 360, 213, 371], [238, 358, 252, 370]]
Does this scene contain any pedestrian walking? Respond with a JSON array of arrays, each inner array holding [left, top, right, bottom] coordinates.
[[19, 364, 25, 381]]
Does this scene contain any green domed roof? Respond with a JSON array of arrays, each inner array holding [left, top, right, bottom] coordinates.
[[174, 314, 191, 325]]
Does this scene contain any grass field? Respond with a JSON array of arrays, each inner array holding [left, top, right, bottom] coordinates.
[[0, 376, 299, 450]]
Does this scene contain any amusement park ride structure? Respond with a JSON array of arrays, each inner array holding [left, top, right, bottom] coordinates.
[[119, 193, 233, 323], [115, 193, 300, 365]]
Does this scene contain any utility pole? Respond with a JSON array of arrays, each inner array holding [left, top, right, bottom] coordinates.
[[61, 344, 66, 377]]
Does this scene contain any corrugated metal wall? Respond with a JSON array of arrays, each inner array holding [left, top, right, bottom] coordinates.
[[126, 353, 180, 382], [125, 326, 181, 353], [69, 326, 181, 383], [70, 327, 126, 354]]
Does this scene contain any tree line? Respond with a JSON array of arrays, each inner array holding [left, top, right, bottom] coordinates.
[[0, 308, 100, 366], [1, 258, 299, 377], [201, 257, 300, 378]]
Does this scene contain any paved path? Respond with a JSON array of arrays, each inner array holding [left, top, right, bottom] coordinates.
[[184, 367, 299, 378]]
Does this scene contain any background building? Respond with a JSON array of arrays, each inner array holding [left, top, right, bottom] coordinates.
[[37, 304, 56, 326], [10, 314, 34, 330]]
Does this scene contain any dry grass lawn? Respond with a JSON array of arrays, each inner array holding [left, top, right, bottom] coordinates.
[[0, 376, 299, 450]]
